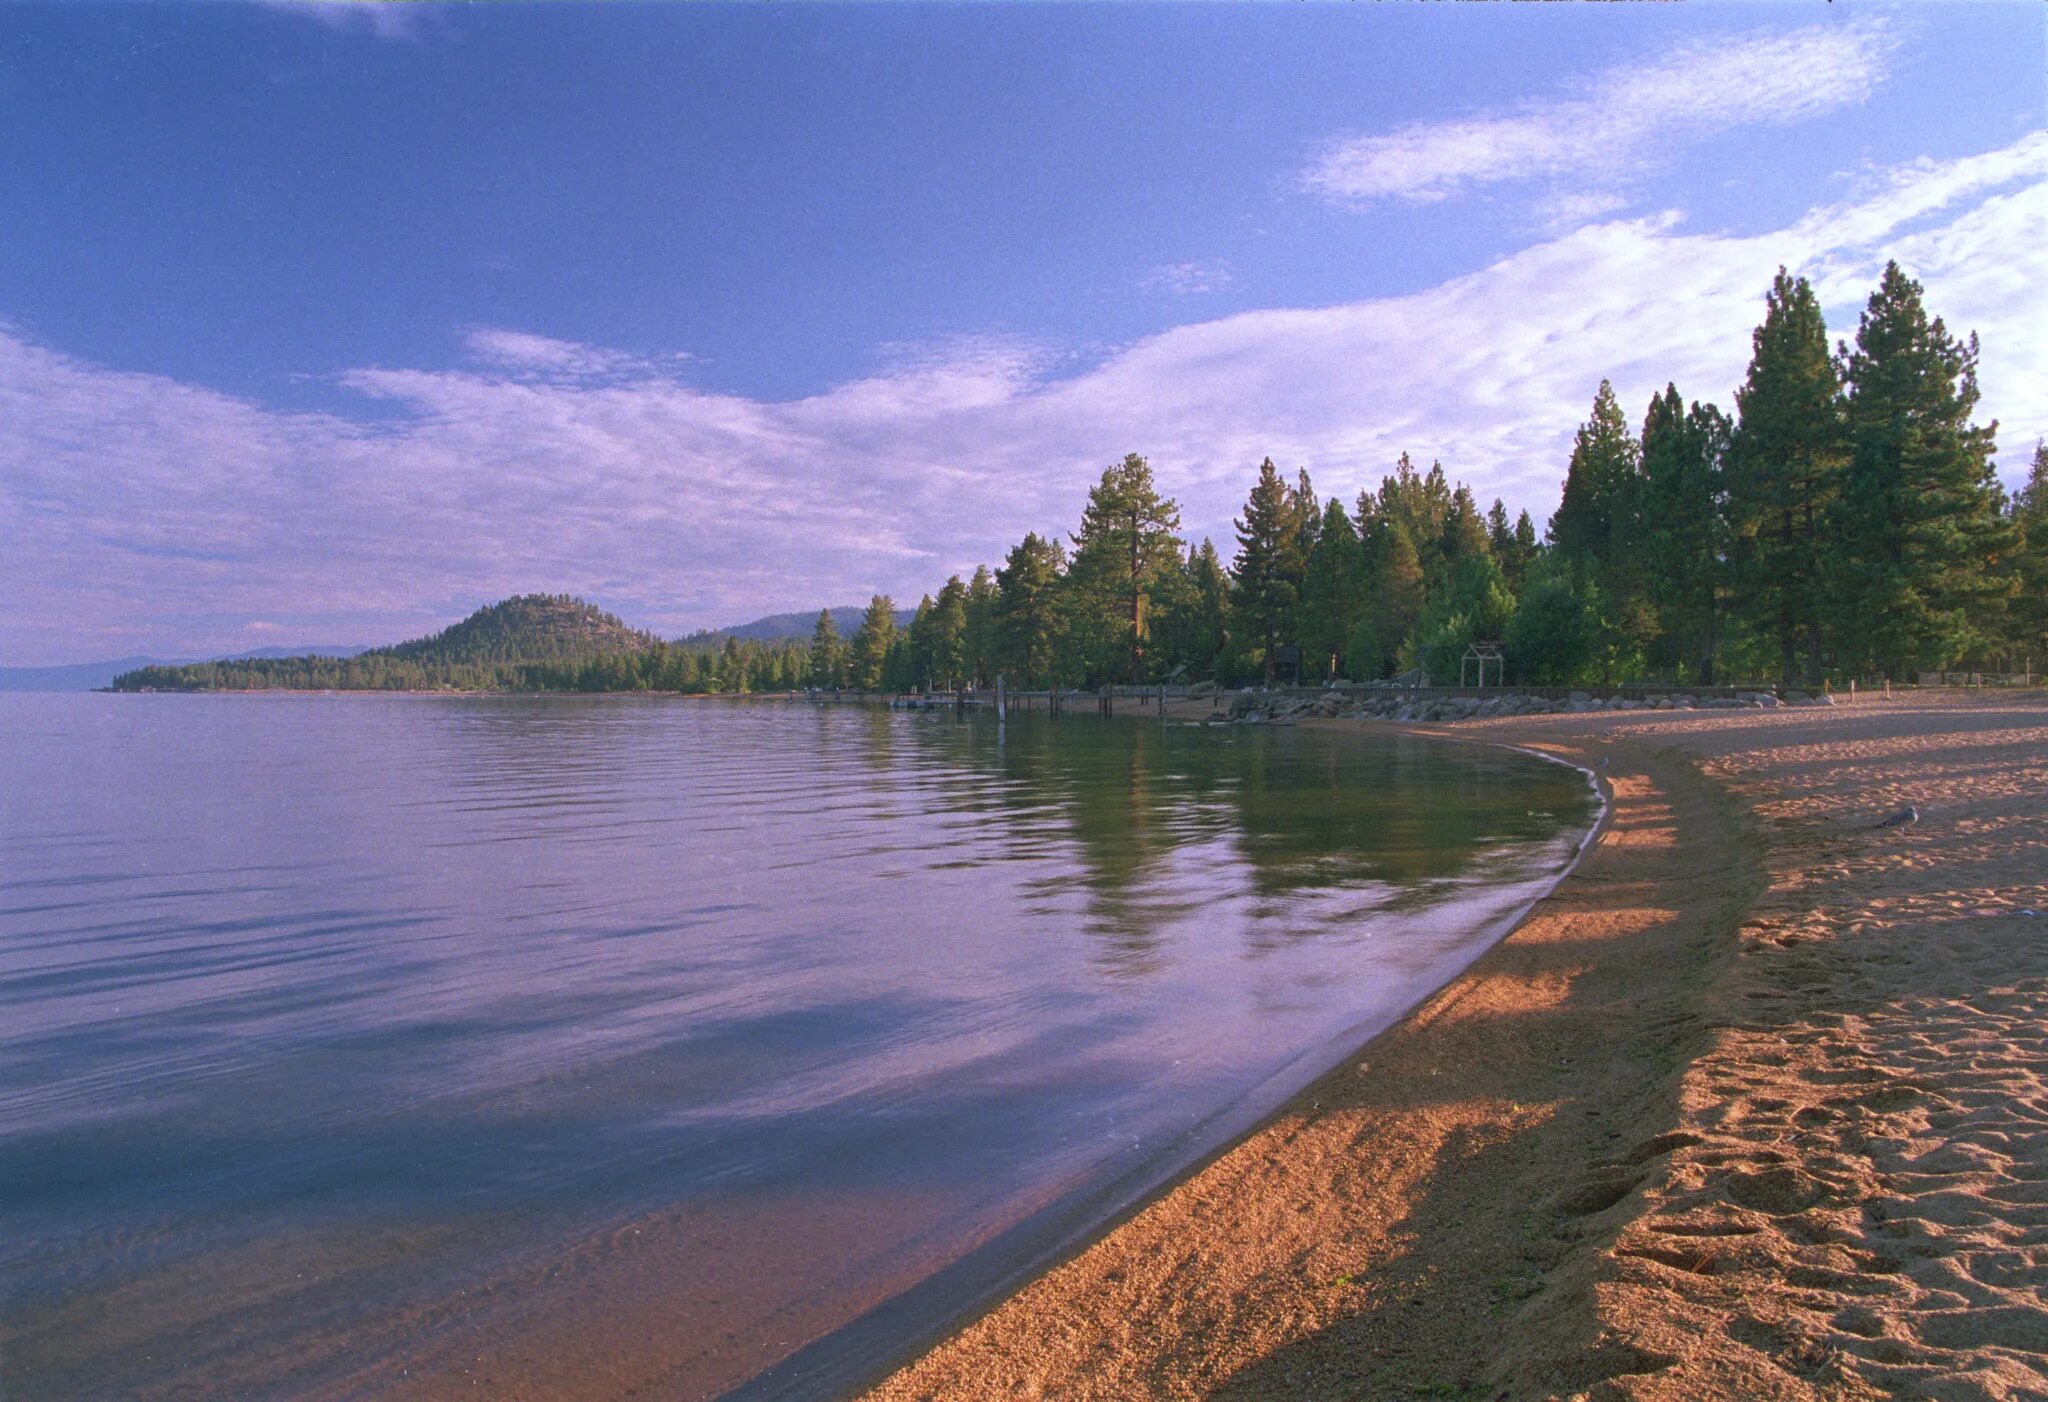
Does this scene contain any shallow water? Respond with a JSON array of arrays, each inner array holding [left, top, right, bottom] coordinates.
[[0, 693, 1596, 1398]]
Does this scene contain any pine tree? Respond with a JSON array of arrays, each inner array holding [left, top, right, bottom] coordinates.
[[2011, 443, 2048, 675], [1727, 268, 1846, 686], [1348, 524, 1424, 679], [1639, 384, 1730, 683], [1231, 458, 1307, 681], [1296, 498, 1362, 679], [963, 565, 998, 687], [905, 595, 937, 690], [994, 533, 1066, 687], [808, 608, 843, 688], [1369, 455, 1455, 584], [1513, 510, 1539, 569], [849, 594, 897, 690], [1486, 498, 1538, 591], [1441, 485, 1491, 569], [1830, 262, 2011, 678], [923, 576, 970, 689], [1289, 468, 1320, 569], [1182, 537, 1234, 680], [1067, 453, 1184, 683], [881, 632, 914, 692], [1549, 379, 1641, 570]]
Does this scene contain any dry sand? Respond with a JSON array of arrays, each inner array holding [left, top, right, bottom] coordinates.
[[864, 691, 2048, 1401]]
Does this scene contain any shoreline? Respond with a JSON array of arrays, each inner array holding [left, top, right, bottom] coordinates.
[[864, 690, 2048, 1400], [729, 728, 1611, 1402]]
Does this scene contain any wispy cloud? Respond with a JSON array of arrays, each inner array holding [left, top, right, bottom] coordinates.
[[462, 327, 692, 383], [1301, 21, 1897, 211], [4, 135, 2043, 665], [1142, 261, 1234, 296], [253, 1, 431, 41]]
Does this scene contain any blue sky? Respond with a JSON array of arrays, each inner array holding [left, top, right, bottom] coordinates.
[[2, 1, 2045, 663]]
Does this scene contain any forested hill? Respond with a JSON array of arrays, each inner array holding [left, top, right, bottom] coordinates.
[[381, 594, 657, 662], [109, 595, 699, 693]]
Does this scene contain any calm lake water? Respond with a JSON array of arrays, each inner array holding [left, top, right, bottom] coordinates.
[[0, 693, 1597, 1399]]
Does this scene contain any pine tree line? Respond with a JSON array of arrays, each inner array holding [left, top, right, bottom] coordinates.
[[118, 261, 2042, 697], [845, 261, 2033, 693]]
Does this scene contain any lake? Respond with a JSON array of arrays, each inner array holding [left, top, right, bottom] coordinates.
[[0, 693, 1598, 1399]]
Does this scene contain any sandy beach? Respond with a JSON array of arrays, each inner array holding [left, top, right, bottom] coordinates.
[[865, 691, 2048, 1400]]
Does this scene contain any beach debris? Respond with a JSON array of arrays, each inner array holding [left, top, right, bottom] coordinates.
[[1874, 805, 1920, 829]]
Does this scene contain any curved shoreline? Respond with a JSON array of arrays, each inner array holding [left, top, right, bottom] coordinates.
[[724, 725, 1610, 1402], [860, 705, 1762, 1400], [865, 694, 2048, 1400]]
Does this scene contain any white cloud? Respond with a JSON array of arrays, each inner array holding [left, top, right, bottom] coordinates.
[[1301, 20, 1896, 212], [3, 135, 2043, 665], [461, 327, 692, 382], [252, 1, 427, 41], [1142, 261, 1235, 296]]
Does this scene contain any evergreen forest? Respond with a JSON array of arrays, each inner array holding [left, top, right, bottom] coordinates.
[[116, 264, 2048, 697]]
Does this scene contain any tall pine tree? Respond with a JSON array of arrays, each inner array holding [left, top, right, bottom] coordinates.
[[2011, 443, 2048, 674], [926, 575, 970, 689], [1639, 384, 1731, 683], [1231, 458, 1306, 681], [1830, 262, 2010, 678], [1067, 453, 1184, 683], [849, 594, 897, 690], [963, 565, 998, 687], [1548, 379, 1640, 569], [1727, 269, 1846, 686], [807, 608, 843, 688], [1296, 497, 1363, 679], [994, 533, 1067, 688]]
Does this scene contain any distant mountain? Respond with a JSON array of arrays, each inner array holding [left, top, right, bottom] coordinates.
[[381, 594, 656, 663], [687, 606, 916, 645], [1, 645, 366, 692]]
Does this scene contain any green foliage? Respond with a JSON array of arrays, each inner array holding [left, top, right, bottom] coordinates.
[[1347, 523, 1424, 680], [1231, 458, 1309, 679], [808, 609, 844, 688], [2011, 443, 2048, 669], [1159, 537, 1233, 680], [1414, 554, 1516, 685], [964, 565, 998, 687], [1548, 380, 1640, 566], [1296, 498, 1363, 679], [1504, 558, 1594, 685], [383, 593, 658, 664], [1726, 268, 1846, 685], [1639, 385, 1731, 683], [849, 594, 898, 690], [1829, 262, 2012, 677], [1066, 453, 1185, 683], [994, 532, 1067, 687]]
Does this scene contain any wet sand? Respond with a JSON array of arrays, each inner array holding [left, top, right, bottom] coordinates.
[[866, 691, 2048, 1400]]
